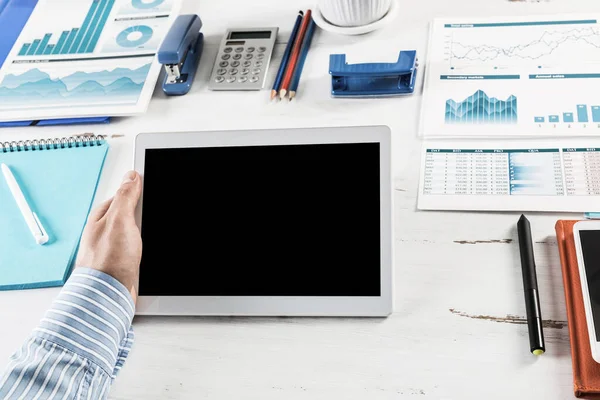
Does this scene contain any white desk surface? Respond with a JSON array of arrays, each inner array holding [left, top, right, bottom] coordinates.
[[1, 0, 598, 398]]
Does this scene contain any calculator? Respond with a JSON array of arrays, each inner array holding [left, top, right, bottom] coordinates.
[[208, 27, 278, 91]]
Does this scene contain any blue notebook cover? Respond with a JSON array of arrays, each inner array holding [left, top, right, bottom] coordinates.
[[0, 138, 108, 290]]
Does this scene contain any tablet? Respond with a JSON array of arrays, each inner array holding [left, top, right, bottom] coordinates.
[[134, 126, 393, 316]]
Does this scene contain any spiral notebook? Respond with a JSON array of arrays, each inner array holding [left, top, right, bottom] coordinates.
[[0, 136, 108, 290]]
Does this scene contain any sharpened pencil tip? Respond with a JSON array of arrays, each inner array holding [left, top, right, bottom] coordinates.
[[270, 90, 277, 100], [289, 91, 296, 101], [279, 89, 287, 99]]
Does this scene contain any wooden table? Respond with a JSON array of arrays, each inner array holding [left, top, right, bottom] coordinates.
[[1, 0, 598, 398]]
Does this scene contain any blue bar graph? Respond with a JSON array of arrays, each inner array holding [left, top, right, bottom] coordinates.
[[17, 0, 114, 57], [593, 106, 600, 123], [18, 44, 30, 56], [43, 45, 55, 55], [52, 31, 70, 54], [27, 39, 41, 55], [577, 104, 589, 123], [35, 34, 52, 55], [86, 0, 115, 53], [563, 112, 574, 123], [536, 104, 600, 125], [73, 0, 101, 53], [63, 29, 79, 54]]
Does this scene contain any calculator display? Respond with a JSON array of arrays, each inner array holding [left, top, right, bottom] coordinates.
[[229, 31, 272, 40]]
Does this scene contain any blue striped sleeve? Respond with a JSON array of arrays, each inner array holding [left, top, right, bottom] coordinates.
[[0, 268, 135, 399]]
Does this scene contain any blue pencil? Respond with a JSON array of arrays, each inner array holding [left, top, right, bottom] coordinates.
[[288, 18, 316, 101], [271, 11, 304, 100]]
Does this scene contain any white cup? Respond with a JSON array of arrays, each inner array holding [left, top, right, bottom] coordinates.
[[317, 0, 393, 27]]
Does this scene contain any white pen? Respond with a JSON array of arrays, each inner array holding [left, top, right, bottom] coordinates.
[[1, 163, 49, 245]]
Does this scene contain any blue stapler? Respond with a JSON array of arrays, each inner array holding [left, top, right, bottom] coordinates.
[[158, 15, 204, 96], [329, 51, 418, 98]]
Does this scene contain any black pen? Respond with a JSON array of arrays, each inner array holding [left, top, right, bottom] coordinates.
[[517, 214, 545, 355]]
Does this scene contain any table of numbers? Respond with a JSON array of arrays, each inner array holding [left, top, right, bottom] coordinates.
[[423, 148, 564, 196], [563, 148, 600, 196]]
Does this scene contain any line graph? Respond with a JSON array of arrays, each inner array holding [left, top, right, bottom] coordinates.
[[444, 25, 600, 69]]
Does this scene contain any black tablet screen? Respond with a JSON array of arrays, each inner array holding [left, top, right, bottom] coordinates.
[[139, 143, 381, 296]]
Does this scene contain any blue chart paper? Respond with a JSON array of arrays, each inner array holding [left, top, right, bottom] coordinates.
[[422, 15, 600, 137], [0, 0, 181, 123], [0, 142, 108, 290]]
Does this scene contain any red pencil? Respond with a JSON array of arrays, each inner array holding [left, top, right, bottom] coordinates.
[[279, 9, 312, 99]]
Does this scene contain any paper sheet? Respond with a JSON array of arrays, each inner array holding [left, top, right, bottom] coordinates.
[[0, 0, 181, 122], [420, 15, 600, 138], [418, 140, 600, 212]]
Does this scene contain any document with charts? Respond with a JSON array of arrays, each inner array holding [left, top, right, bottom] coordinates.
[[420, 15, 600, 138], [0, 0, 181, 122], [418, 140, 600, 212]]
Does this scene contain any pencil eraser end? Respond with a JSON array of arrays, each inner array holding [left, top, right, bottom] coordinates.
[[532, 349, 544, 356]]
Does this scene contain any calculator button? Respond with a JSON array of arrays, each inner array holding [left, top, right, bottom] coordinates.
[[229, 68, 238, 75], [249, 76, 259, 83], [231, 61, 240, 67], [252, 68, 261, 75], [241, 68, 249, 75], [258, 47, 267, 53], [254, 61, 263, 67], [215, 76, 225, 83], [238, 76, 247, 83], [246, 46, 255, 53], [245, 54, 253, 60], [256, 53, 265, 60], [226, 76, 236, 83], [242, 61, 252, 67], [235, 47, 244, 53], [219, 61, 229, 68], [232, 53, 242, 60], [224, 47, 233, 53], [216, 68, 227, 75], [221, 54, 230, 60]]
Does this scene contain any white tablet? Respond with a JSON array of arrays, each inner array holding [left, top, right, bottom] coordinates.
[[573, 220, 600, 363], [134, 126, 393, 316]]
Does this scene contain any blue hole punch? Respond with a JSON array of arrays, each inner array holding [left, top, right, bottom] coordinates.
[[158, 14, 204, 96], [329, 50, 418, 98]]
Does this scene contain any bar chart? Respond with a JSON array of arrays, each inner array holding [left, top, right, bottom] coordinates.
[[445, 90, 518, 124], [534, 104, 600, 124], [17, 0, 115, 57]]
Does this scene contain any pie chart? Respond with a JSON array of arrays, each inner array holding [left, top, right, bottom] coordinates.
[[132, 0, 165, 9], [116, 25, 154, 48]]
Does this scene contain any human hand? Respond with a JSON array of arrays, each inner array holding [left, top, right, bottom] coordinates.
[[76, 171, 143, 304]]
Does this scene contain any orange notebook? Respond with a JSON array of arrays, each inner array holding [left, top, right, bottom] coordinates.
[[556, 220, 600, 398]]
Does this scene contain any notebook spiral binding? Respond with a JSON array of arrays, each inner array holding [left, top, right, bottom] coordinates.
[[0, 135, 105, 153]]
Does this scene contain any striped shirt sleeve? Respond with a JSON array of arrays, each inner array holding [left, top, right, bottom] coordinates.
[[0, 268, 135, 400]]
